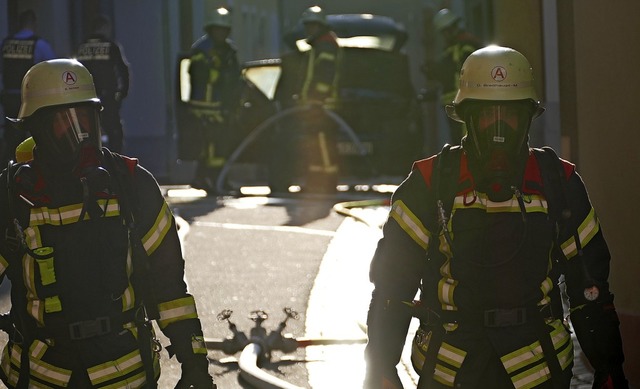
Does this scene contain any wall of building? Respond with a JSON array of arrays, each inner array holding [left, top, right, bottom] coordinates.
[[570, 1, 640, 384]]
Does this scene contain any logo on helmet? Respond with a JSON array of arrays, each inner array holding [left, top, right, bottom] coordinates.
[[62, 71, 77, 85], [491, 66, 507, 82]]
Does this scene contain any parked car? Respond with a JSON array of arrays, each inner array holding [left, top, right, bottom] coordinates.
[[176, 13, 425, 192]]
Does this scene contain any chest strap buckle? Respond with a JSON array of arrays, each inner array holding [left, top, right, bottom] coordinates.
[[69, 316, 111, 340], [484, 307, 527, 327]]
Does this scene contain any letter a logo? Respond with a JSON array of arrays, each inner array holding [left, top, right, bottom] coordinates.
[[62, 71, 77, 85], [491, 66, 507, 82]]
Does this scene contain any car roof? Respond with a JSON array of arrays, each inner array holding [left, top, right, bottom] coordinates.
[[283, 14, 408, 52]]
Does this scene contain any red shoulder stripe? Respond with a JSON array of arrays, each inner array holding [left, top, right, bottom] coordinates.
[[121, 155, 139, 175], [413, 155, 437, 188]]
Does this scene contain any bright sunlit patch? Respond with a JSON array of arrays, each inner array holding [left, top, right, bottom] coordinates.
[[167, 187, 207, 198], [239, 186, 271, 196], [372, 184, 398, 193]]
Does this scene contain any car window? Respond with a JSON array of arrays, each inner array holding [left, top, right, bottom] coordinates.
[[179, 58, 191, 103], [295, 35, 398, 52], [243, 66, 282, 100]]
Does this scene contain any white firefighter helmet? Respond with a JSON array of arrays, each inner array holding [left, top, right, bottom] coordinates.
[[433, 8, 460, 32], [447, 45, 543, 122], [15, 58, 100, 121], [301, 6, 327, 26], [205, 7, 232, 29]]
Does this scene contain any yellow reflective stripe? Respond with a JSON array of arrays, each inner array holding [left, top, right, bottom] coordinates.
[[87, 349, 143, 385], [192, 335, 207, 355], [512, 362, 550, 389], [561, 207, 599, 259], [317, 51, 336, 61], [24, 225, 42, 251], [502, 342, 544, 373], [437, 277, 457, 309], [29, 199, 120, 226], [539, 277, 554, 306], [6, 344, 22, 387], [438, 342, 466, 368], [157, 296, 198, 329], [502, 319, 572, 388], [29, 340, 72, 386], [315, 82, 331, 93], [390, 200, 431, 250], [142, 201, 173, 255], [0, 254, 8, 276], [453, 193, 548, 214], [100, 370, 146, 389], [433, 363, 456, 386]]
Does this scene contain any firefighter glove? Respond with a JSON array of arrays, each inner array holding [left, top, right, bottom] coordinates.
[[592, 364, 629, 389], [175, 355, 216, 389]]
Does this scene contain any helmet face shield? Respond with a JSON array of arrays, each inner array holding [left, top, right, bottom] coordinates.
[[464, 101, 534, 161], [467, 102, 531, 158], [29, 104, 101, 168]]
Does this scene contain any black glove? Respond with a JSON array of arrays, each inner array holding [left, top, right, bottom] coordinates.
[[592, 365, 628, 389], [174, 354, 216, 389]]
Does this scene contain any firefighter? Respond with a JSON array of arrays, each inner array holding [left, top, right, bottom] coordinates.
[[0, 59, 215, 388], [188, 7, 241, 194], [1, 9, 56, 168], [76, 14, 130, 153], [270, 6, 340, 194], [364, 46, 628, 388], [426, 8, 481, 145]]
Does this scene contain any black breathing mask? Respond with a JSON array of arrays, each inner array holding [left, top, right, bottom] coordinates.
[[26, 103, 102, 175], [461, 101, 535, 202]]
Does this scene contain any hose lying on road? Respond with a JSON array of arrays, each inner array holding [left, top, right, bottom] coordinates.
[[215, 104, 371, 194], [332, 198, 390, 228]]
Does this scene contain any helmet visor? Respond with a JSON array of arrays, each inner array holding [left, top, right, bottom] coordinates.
[[31, 104, 101, 165], [466, 101, 533, 158]]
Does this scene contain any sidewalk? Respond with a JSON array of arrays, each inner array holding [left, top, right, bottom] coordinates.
[[571, 331, 594, 388]]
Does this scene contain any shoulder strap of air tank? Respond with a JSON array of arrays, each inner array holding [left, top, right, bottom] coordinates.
[[532, 146, 570, 228], [434, 143, 462, 220]]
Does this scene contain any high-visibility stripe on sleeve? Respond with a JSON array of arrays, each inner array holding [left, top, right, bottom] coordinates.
[[141, 201, 174, 256], [560, 207, 600, 259], [157, 296, 198, 329], [0, 255, 8, 277], [389, 200, 431, 250]]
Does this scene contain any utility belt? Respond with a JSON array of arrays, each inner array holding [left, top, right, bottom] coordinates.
[[35, 309, 138, 342], [411, 302, 559, 328]]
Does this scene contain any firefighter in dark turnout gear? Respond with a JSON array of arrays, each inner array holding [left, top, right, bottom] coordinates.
[[188, 7, 241, 193], [0, 59, 215, 388], [269, 6, 340, 193], [425, 8, 481, 145], [364, 46, 628, 388], [76, 14, 130, 153], [0, 9, 56, 168]]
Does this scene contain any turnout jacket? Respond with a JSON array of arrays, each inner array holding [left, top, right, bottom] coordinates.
[[365, 148, 625, 388], [0, 151, 207, 388]]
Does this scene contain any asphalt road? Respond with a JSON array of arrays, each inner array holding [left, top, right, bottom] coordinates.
[[158, 189, 391, 389]]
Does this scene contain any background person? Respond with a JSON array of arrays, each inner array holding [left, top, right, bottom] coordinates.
[[424, 8, 481, 145], [76, 14, 130, 154], [188, 6, 241, 193], [0, 59, 215, 388], [0, 8, 56, 168], [364, 46, 628, 388], [269, 5, 341, 194]]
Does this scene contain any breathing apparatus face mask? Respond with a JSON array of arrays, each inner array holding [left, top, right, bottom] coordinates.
[[27, 104, 102, 175], [462, 101, 535, 201]]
